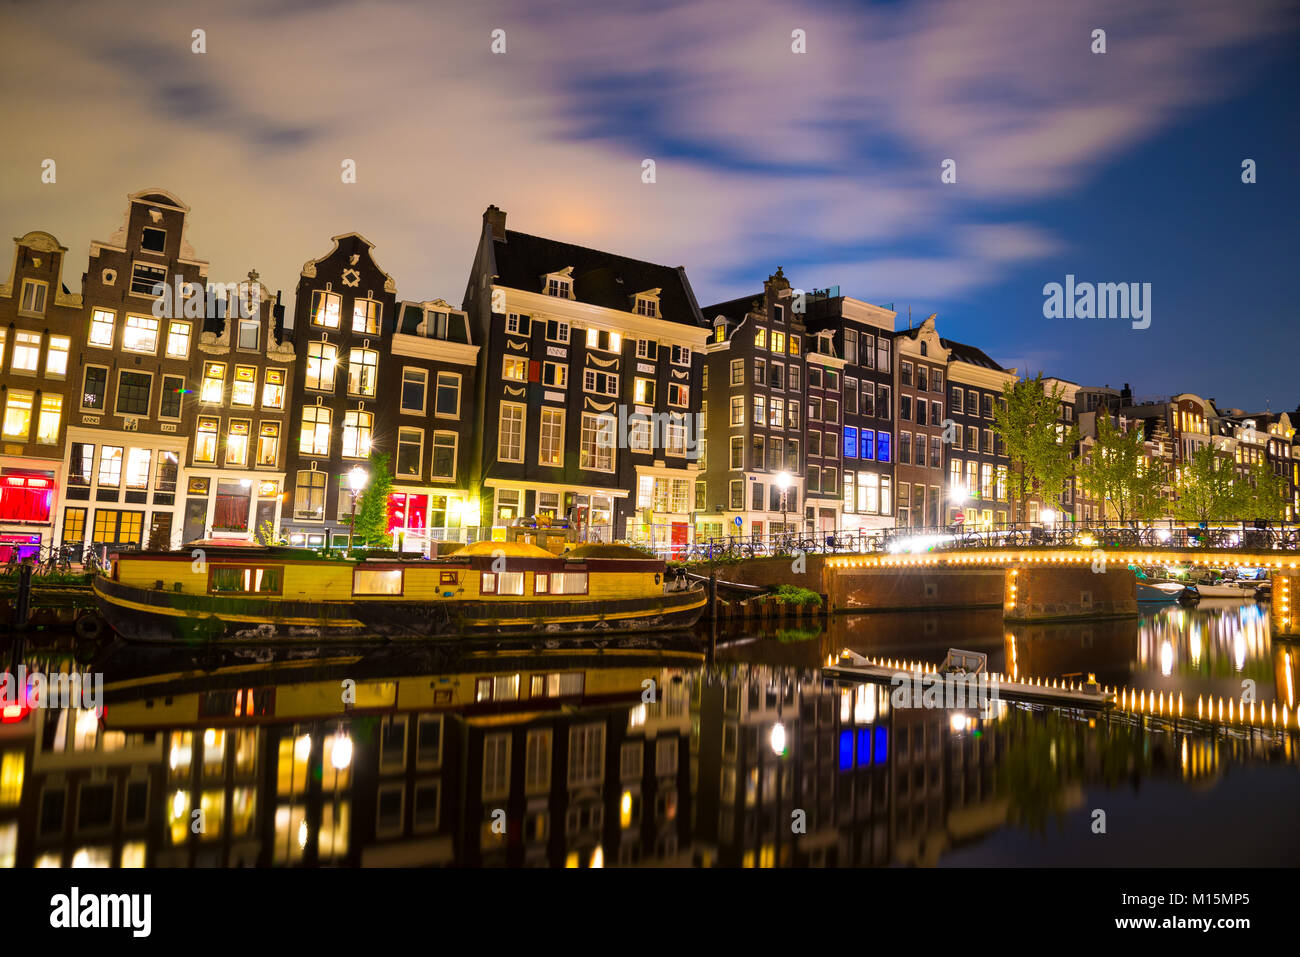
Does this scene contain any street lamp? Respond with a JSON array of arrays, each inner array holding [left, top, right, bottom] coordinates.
[[776, 471, 792, 543], [1042, 507, 1056, 528], [347, 466, 368, 554]]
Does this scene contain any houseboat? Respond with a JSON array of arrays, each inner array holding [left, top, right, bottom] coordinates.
[[92, 541, 707, 643]]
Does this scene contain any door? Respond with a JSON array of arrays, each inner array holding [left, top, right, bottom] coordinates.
[[183, 498, 208, 544], [671, 522, 688, 560], [148, 512, 173, 550]]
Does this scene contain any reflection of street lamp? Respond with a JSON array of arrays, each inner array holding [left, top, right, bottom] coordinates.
[[776, 471, 792, 541], [348, 466, 368, 554], [950, 485, 967, 527]]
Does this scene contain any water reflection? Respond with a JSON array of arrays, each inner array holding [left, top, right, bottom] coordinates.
[[0, 600, 1296, 868]]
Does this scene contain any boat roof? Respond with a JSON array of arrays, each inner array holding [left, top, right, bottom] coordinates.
[[449, 540, 556, 559], [561, 543, 659, 561]]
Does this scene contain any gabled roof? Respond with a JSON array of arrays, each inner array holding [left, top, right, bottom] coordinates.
[[701, 293, 762, 325], [940, 337, 1007, 371], [491, 229, 704, 328]]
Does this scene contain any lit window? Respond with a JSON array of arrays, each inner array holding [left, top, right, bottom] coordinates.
[[201, 363, 226, 403], [257, 423, 280, 467], [539, 408, 564, 466], [45, 335, 70, 377], [89, 309, 115, 347], [634, 378, 655, 405], [98, 446, 123, 487], [2, 391, 33, 439], [123, 315, 160, 353], [299, 406, 331, 455], [36, 394, 62, 444], [342, 409, 373, 458], [129, 262, 166, 296], [195, 417, 219, 463], [293, 471, 326, 520], [503, 356, 528, 382], [352, 298, 381, 334], [19, 279, 47, 315], [311, 290, 341, 328], [231, 366, 256, 407], [11, 332, 41, 372], [165, 320, 191, 358], [305, 342, 337, 391], [347, 348, 379, 397], [498, 404, 525, 462], [354, 569, 403, 595], [225, 420, 251, 466], [262, 368, 285, 409], [580, 413, 616, 472]]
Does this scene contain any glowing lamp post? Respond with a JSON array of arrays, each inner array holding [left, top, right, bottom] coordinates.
[[347, 466, 368, 555]]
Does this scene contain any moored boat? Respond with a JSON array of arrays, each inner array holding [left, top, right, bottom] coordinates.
[[1137, 580, 1190, 603], [93, 541, 707, 643]]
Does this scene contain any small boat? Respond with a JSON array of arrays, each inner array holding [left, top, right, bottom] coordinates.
[[1187, 580, 1258, 599], [1137, 580, 1189, 603], [93, 541, 707, 643]]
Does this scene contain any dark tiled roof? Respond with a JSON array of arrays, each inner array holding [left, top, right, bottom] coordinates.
[[940, 337, 1007, 372], [493, 230, 704, 328], [701, 293, 762, 324]]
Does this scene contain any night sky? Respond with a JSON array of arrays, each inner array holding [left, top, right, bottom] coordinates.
[[2, 0, 1296, 408]]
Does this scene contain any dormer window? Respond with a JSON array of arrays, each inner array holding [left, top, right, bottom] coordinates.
[[632, 289, 661, 317], [543, 267, 575, 299], [773, 304, 784, 323], [19, 279, 47, 316], [141, 227, 166, 254]]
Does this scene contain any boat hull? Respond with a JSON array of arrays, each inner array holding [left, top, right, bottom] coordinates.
[[1137, 581, 1186, 603], [1189, 583, 1258, 599], [93, 576, 707, 644]]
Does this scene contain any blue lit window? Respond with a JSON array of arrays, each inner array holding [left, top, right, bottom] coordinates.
[[857, 727, 872, 766], [861, 430, 875, 460], [844, 426, 858, 458], [838, 730, 854, 771], [874, 726, 889, 763], [877, 432, 891, 463]]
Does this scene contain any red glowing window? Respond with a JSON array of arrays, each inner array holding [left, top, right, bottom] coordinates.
[[0, 474, 53, 522]]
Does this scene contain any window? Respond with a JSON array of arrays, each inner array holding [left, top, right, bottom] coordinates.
[[770, 331, 785, 354], [633, 377, 655, 405], [586, 328, 621, 353], [121, 315, 159, 354], [310, 290, 341, 328], [933, 370, 943, 394], [730, 359, 744, 385], [36, 394, 62, 444], [503, 356, 528, 382], [568, 725, 605, 787], [539, 409, 564, 466], [877, 432, 891, 462], [753, 358, 766, 385], [505, 313, 530, 336], [546, 319, 570, 343], [809, 430, 822, 457], [140, 226, 166, 252], [824, 468, 837, 494], [845, 426, 858, 458], [348, 348, 379, 397], [729, 480, 744, 509], [788, 401, 800, 430], [809, 367, 822, 389], [789, 335, 800, 356], [40, 334, 69, 379], [498, 403, 525, 462], [354, 568, 402, 595], [755, 328, 767, 350], [2, 391, 32, 439], [547, 276, 571, 298], [126, 448, 152, 489], [98, 447, 123, 487], [261, 368, 286, 409], [257, 423, 280, 467], [200, 362, 226, 404], [236, 317, 260, 351], [583, 369, 619, 397], [789, 365, 801, 392], [115, 372, 151, 416], [671, 345, 691, 366], [753, 394, 766, 426], [730, 395, 744, 426], [901, 362, 913, 388], [635, 297, 657, 317], [293, 471, 326, 520], [635, 338, 655, 358], [769, 396, 784, 428], [432, 433, 457, 480], [89, 309, 115, 348], [196, 416, 219, 463], [7, 331, 43, 375], [397, 428, 422, 476], [580, 414, 616, 471], [401, 368, 427, 412], [341, 409, 373, 458], [669, 383, 688, 407], [435, 373, 460, 416], [19, 278, 47, 315], [210, 566, 282, 595], [352, 298, 381, 334], [299, 406, 331, 456], [231, 366, 257, 407], [933, 400, 943, 426], [770, 362, 785, 390], [130, 262, 166, 296], [542, 362, 567, 388]]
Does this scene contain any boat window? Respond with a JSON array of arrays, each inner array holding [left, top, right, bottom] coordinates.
[[482, 571, 524, 595], [551, 572, 588, 595], [354, 568, 403, 595], [530, 673, 585, 697], [209, 566, 281, 594], [534, 573, 548, 594]]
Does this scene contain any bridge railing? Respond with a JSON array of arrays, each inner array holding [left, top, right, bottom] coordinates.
[[674, 520, 1300, 561]]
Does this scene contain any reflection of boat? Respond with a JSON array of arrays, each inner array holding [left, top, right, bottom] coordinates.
[[1137, 581, 1190, 603], [94, 541, 707, 643]]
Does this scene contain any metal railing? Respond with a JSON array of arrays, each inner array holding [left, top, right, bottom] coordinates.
[[670, 520, 1300, 562]]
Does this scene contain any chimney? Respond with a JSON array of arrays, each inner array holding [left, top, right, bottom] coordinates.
[[484, 205, 507, 241]]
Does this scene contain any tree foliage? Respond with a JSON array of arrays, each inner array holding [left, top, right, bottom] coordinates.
[[1077, 414, 1167, 523], [342, 452, 394, 548], [992, 373, 1079, 522], [1171, 445, 1238, 522], [1235, 460, 1288, 522]]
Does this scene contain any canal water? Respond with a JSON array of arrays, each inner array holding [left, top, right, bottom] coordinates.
[[0, 598, 1296, 867]]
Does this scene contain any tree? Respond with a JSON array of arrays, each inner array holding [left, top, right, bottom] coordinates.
[[1172, 445, 1238, 522], [992, 373, 1079, 523], [1077, 414, 1167, 523], [1234, 460, 1288, 522], [342, 452, 394, 549]]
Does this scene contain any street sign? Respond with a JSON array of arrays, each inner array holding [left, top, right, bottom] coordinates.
[[733, 517, 743, 528]]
